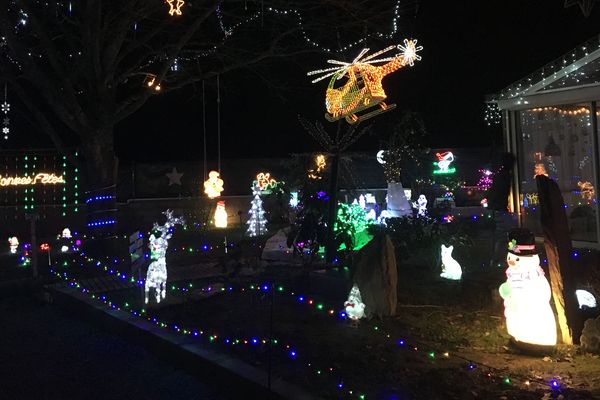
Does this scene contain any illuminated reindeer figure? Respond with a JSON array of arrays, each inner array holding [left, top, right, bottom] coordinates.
[[308, 39, 422, 124], [144, 210, 185, 304]]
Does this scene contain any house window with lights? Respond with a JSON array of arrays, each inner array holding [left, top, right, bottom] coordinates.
[[488, 34, 600, 245]]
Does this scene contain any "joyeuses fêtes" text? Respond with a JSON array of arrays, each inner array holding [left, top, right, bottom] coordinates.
[[0, 173, 65, 187]]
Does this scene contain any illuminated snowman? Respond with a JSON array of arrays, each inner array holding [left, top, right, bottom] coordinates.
[[344, 284, 365, 321], [214, 200, 228, 228], [8, 236, 19, 254], [499, 229, 556, 347]]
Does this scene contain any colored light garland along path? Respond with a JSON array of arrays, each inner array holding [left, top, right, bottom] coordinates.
[[66, 253, 564, 393], [50, 264, 368, 399], [65, 250, 567, 395]]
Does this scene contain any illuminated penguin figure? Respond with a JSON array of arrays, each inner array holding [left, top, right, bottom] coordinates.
[[413, 194, 428, 217], [499, 229, 557, 347]]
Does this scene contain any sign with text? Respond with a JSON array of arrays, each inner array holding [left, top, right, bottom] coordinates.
[[0, 173, 65, 187]]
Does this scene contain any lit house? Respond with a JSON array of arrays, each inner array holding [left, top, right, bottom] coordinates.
[[489, 34, 600, 246]]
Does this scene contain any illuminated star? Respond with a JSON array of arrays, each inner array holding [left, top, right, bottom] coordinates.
[[166, 0, 185, 16], [564, 0, 598, 17], [166, 167, 183, 186]]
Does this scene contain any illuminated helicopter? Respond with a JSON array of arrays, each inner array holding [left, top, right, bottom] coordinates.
[[307, 39, 422, 124]]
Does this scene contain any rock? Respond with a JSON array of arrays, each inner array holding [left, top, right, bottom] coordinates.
[[261, 229, 293, 261], [580, 316, 600, 354], [352, 234, 397, 318]]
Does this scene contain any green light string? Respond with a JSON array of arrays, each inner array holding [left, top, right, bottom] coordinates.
[[62, 155, 67, 216], [73, 151, 79, 213], [23, 155, 29, 210]]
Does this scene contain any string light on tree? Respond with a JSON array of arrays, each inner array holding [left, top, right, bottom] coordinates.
[[477, 169, 494, 190], [2, 85, 9, 140], [484, 102, 501, 127], [308, 39, 422, 124], [144, 74, 161, 91]]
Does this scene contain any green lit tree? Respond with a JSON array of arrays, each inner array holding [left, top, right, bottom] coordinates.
[[334, 202, 372, 252]]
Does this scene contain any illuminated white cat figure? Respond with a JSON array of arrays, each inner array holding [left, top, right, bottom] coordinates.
[[440, 244, 462, 280], [144, 210, 185, 304], [499, 252, 556, 346]]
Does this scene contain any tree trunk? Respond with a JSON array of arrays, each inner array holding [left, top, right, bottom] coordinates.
[[80, 128, 119, 235], [81, 130, 118, 189], [325, 152, 340, 263]]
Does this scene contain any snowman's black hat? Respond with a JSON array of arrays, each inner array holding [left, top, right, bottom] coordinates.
[[507, 228, 537, 256]]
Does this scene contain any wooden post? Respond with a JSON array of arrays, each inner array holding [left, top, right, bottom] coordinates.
[[25, 213, 39, 279], [536, 175, 583, 344]]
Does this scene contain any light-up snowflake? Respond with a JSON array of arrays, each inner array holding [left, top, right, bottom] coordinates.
[[1, 101, 9, 114], [307, 39, 422, 124]]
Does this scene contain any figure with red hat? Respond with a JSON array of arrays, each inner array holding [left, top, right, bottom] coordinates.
[[499, 228, 557, 348]]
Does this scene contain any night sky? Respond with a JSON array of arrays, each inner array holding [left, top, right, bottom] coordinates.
[[14, 2, 600, 162]]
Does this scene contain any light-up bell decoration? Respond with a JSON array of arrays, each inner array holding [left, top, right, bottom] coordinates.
[[8, 236, 18, 254], [166, 0, 185, 16], [344, 284, 366, 320], [61, 228, 72, 239], [307, 39, 422, 124], [214, 200, 228, 228], [439, 244, 462, 280], [203, 170, 224, 198], [499, 231, 557, 347]]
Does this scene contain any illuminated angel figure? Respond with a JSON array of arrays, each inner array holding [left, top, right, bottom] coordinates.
[[308, 39, 422, 124], [166, 0, 185, 16]]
